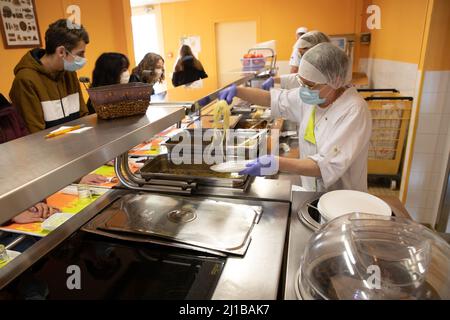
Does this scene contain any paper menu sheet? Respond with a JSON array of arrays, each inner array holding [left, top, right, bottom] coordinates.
[[128, 127, 181, 157], [89, 163, 140, 188], [50, 126, 93, 135], [0, 187, 106, 238]]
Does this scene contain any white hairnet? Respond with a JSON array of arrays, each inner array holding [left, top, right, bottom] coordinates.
[[298, 42, 351, 89], [296, 27, 308, 35], [294, 31, 331, 50]]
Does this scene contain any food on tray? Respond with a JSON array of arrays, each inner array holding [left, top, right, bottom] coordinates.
[[213, 100, 231, 131], [212, 100, 231, 144]]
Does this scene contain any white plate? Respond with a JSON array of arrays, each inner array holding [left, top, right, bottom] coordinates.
[[42, 213, 74, 231], [0, 251, 20, 268], [7, 250, 20, 260], [318, 190, 392, 221], [210, 160, 254, 173]]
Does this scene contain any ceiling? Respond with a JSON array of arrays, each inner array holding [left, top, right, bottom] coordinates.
[[130, 0, 188, 8]]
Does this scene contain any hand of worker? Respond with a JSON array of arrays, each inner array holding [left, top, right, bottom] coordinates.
[[12, 203, 59, 224], [79, 174, 109, 185], [239, 155, 279, 177], [198, 96, 211, 107], [218, 84, 237, 105], [261, 77, 274, 91]]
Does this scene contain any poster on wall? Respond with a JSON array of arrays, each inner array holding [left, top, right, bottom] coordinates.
[[180, 35, 201, 58], [0, 0, 41, 49]]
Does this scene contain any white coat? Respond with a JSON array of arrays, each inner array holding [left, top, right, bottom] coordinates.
[[279, 74, 300, 90], [270, 86, 372, 192], [289, 47, 301, 67]]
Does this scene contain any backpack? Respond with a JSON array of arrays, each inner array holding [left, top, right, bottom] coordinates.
[[0, 94, 29, 144]]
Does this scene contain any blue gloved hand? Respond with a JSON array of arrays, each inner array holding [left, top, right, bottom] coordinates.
[[239, 155, 279, 177], [198, 96, 211, 107], [261, 77, 274, 91], [218, 84, 237, 105]]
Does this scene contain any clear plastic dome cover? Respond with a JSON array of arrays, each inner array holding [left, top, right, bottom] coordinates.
[[297, 213, 450, 300]]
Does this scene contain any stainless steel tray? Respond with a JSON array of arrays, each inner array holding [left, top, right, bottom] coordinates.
[[164, 129, 267, 158], [88, 193, 261, 256], [186, 115, 242, 129], [235, 119, 269, 130], [139, 154, 249, 188]]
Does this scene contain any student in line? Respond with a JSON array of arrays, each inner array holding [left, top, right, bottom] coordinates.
[[172, 45, 208, 87]]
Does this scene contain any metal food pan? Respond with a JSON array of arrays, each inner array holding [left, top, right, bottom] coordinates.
[[164, 129, 268, 158], [235, 119, 269, 130], [139, 154, 248, 188], [186, 115, 242, 130]]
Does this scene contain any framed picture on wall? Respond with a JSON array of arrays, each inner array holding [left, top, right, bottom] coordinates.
[[0, 0, 41, 49]]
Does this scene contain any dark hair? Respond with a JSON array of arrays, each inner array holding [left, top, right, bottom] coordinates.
[[91, 53, 130, 87], [132, 53, 165, 84], [174, 45, 204, 72], [45, 19, 90, 54]]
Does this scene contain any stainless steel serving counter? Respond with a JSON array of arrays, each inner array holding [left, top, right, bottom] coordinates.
[[150, 71, 257, 107], [0, 70, 292, 298], [284, 191, 414, 300], [0, 106, 185, 224], [212, 194, 290, 300], [195, 177, 292, 203], [1, 181, 291, 300]]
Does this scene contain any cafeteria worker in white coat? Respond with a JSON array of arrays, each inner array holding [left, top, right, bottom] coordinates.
[[218, 43, 372, 192], [261, 31, 331, 90]]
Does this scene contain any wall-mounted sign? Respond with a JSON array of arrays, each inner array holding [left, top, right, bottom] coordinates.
[[180, 35, 201, 57], [0, 0, 41, 49]]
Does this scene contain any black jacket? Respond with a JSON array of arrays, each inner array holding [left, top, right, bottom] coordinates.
[[172, 57, 208, 87]]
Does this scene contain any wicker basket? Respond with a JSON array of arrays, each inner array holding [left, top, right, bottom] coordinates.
[[87, 83, 152, 120], [94, 100, 149, 120]]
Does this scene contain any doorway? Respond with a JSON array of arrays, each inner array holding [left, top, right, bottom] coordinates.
[[215, 21, 257, 87], [130, 4, 164, 64]]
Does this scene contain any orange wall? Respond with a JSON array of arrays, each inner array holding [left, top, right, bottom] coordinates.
[[160, 0, 360, 89], [368, 0, 430, 64], [0, 0, 133, 98], [424, 0, 450, 71]]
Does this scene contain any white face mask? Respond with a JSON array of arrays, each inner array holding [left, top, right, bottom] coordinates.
[[120, 70, 130, 84], [154, 68, 163, 76]]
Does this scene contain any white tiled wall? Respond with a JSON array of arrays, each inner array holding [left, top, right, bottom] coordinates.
[[405, 71, 450, 225], [359, 58, 420, 97], [359, 59, 450, 226]]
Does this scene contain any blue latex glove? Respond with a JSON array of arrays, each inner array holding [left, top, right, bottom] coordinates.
[[239, 155, 279, 177], [261, 77, 274, 91], [218, 84, 237, 105], [198, 96, 211, 107]]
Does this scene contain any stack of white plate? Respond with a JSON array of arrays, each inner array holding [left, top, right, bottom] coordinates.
[[317, 190, 392, 222]]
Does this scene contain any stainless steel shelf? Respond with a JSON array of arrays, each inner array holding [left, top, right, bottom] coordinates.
[[150, 72, 256, 109], [0, 106, 185, 224]]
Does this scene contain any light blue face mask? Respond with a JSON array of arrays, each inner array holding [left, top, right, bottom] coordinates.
[[64, 51, 87, 72], [299, 87, 326, 105]]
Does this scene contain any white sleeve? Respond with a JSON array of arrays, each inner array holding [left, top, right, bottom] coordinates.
[[270, 88, 304, 121], [280, 74, 299, 90], [308, 105, 372, 189], [289, 48, 300, 67]]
